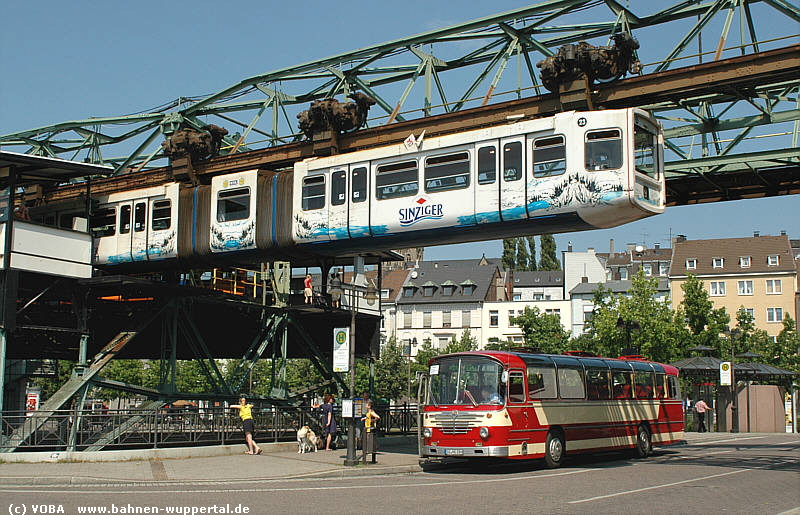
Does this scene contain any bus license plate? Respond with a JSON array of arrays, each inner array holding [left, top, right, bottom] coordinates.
[[444, 449, 463, 456]]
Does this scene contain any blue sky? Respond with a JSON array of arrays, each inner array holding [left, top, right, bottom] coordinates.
[[2, 1, 797, 259]]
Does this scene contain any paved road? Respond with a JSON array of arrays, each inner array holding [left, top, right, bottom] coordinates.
[[1, 433, 797, 514]]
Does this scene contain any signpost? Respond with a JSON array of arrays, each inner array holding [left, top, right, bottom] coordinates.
[[333, 327, 349, 372], [720, 361, 732, 386]]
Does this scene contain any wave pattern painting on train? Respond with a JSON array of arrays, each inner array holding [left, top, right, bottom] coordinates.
[[90, 108, 664, 269]]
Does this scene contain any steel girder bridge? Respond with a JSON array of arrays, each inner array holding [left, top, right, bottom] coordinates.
[[1, 0, 798, 203]]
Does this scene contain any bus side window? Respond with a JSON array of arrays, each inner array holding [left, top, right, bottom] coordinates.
[[667, 375, 681, 399], [586, 367, 610, 400], [507, 371, 526, 403], [528, 366, 556, 399], [557, 367, 585, 399], [634, 371, 655, 399], [612, 371, 633, 399], [655, 373, 666, 398]]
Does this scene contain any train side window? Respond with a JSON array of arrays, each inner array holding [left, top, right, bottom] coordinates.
[[90, 207, 116, 237], [502, 141, 522, 181], [557, 367, 585, 399], [301, 177, 325, 211], [217, 187, 251, 221], [424, 152, 470, 193], [585, 129, 622, 170], [507, 371, 526, 403], [527, 365, 556, 399], [152, 200, 171, 231], [134, 203, 146, 232], [376, 160, 418, 200], [351, 167, 367, 203], [477, 146, 496, 184], [120, 205, 131, 234], [585, 366, 610, 400], [331, 170, 346, 206], [634, 121, 658, 179], [533, 135, 566, 178]]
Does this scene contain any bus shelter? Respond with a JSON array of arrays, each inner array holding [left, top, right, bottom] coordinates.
[[670, 356, 797, 433]]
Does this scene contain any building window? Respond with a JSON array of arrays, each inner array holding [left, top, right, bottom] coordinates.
[[712, 257, 724, 268], [423, 311, 432, 328], [766, 307, 783, 323], [583, 311, 593, 323], [606, 269, 613, 280], [423, 285, 435, 297], [437, 336, 450, 348], [442, 285, 455, 296], [744, 308, 755, 319], [686, 259, 697, 270], [620, 268, 628, 280], [739, 256, 751, 268], [513, 293, 521, 301], [403, 311, 412, 328], [442, 311, 451, 328], [508, 310, 516, 327], [380, 289, 389, 299], [659, 263, 669, 276], [767, 254, 779, 266], [710, 281, 726, 296], [403, 286, 415, 297], [642, 263, 653, 276], [545, 309, 561, 322], [489, 310, 499, 327], [461, 310, 471, 328], [765, 279, 782, 294], [462, 284, 476, 295], [737, 280, 753, 295]]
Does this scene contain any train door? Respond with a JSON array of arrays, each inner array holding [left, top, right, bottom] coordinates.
[[347, 163, 370, 238], [131, 201, 148, 261], [474, 143, 500, 224], [327, 167, 348, 241], [499, 137, 526, 221], [147, 196, 176, 261], [116, 202, 133, 263], [527, 134, 567, 216]]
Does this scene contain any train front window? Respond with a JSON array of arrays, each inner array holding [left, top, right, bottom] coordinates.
[[425, 152, 470, 193], [301, 177, 325, 211], [428, 356, 504, 406], [90, 207, 116, 237], [217, 187, 251, 222], [585, 129, 622, 170], [634, 121, 658, 179], [152, 200, 171, 231], [533, 136, 566, 178], [376, 160, 418, 200]]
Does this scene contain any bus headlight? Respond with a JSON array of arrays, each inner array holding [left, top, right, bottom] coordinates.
[[423, 427, 432, 438], [479, 427, 490, 439]]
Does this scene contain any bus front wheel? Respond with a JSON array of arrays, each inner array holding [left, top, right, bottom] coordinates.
[[544, 430, 564, 468], [634, 424, 651, 458]]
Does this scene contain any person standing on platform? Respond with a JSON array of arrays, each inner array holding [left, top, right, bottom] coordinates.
[[694, 398, 710, 432], [304, 274, 313, 304], [318, 394, 337, 450], [329, 270, 342, 308], [231, 397, 262, 455], [361, 400, 381, 463]]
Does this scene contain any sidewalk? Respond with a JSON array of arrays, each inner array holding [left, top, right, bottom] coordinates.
[[0, 435, 423, 485], [0, 432, 790, 486]]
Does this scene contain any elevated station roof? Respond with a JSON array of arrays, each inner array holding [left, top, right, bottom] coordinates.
[[0, 151, 112, 183]]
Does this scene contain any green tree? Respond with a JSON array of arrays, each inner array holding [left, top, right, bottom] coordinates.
[[515, 238, 529, 271], [374, 335, 410, 402], [444, 328, 478, 353], [539, 234, 560, 271], [31, 360, 75, 402], [511, 306, 570, 353], [96, 359, 146, 399], [526, 236, 537, 271], [752, 315, 800, 373], [502, 239, 516, 270], [678, 275, 730, 353]]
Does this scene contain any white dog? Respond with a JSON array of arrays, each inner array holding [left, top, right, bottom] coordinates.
[[297, 425, 319, 453]]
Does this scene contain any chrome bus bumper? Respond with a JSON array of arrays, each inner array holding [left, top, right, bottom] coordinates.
[[422, 445, 509, 457]]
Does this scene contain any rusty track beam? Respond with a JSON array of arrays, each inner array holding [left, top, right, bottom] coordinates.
[[45, 45, 799, 203]]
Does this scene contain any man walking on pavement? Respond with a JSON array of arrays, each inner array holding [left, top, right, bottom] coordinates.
[[694, 398, 711, 432]]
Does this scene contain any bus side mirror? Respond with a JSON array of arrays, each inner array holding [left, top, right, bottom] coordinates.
[[501, 371, 508, 383]]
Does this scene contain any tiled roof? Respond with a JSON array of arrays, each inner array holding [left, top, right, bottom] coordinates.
[[397, 259, 500, 304], [598, 247, 672, 266], [669, 235, 794, 277], [570, 278, 669, 295], [512, 270, 564, 287]]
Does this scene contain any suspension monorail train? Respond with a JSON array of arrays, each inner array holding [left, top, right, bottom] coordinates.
[[78, 108, 664, 267], [419, 350, 684, 467]]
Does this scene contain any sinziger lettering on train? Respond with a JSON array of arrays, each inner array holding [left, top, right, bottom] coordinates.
[[399, 202, 444, 227]]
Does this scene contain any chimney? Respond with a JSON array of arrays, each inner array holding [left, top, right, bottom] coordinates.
[[780, 230, 786, 236], [581, 276, 588, 283], [568, 241, 573, 252], [754, 231, 760, 237], [626, 243, 636, 253], [609, 239, 615, 254], [654, 242, 660, 249], [587, 247, 595, 255], [673, 235, 687, 244]]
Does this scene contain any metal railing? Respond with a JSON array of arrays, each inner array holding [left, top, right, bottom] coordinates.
[[0, 404, 418, 452]]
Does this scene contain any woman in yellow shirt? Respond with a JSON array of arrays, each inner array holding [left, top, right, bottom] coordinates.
[[231, 397, 262, 455]]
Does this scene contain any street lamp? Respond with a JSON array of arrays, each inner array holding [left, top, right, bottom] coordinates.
[[724, 327, 741, 433], [616, 317, 640, 357], [406, 337, 418, 403]]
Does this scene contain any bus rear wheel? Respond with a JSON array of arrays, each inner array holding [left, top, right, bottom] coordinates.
[[544, 430, 564, 468], [633, 424, 651, 458]]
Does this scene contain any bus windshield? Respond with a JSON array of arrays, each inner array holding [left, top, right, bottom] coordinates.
[[428, 356, 505, 406]]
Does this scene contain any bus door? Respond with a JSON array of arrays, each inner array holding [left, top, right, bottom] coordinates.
[[347, 163, 370, 239], [499, 137, 526, 221], [131, 200, 148, 261], [505, 369, 529, 454], [328, 167, 349, 241], [474, 142, 500, 224], [116, 202, 133, 263]]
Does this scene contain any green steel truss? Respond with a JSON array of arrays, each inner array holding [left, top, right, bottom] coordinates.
[[0, 0, 798, 179]]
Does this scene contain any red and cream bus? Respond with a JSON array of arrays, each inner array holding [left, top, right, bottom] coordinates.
[[419, 350, 684, 467]]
